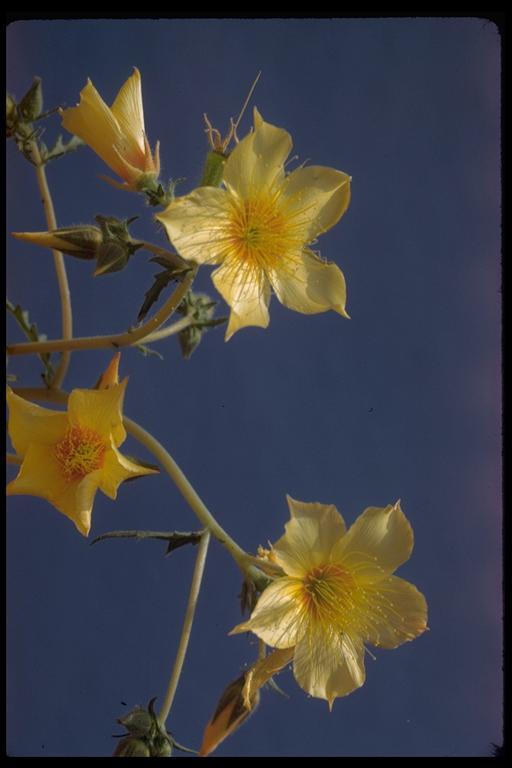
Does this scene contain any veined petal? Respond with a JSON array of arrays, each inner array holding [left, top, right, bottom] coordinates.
[[99, 443, 158, 500], [293, 628, 365, 706], [110, 67, 146, 166], [223, 107, 292, 197], [283, 166, 351, 240], [334, 501, 414, 575], [67, 379, 127, 446], [7, 389, 68, 456], [230, 577, 306, 648], [6, 443, 100, 536], [361, 575, 428, 649], [272, 497, 347, 577], [268, 249, 348, 317], [61, 79, 128, 180], [156, 187, 231, 265], [212, 258, 270, 340]]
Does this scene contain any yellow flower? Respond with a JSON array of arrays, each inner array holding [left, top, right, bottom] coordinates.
[[6, 379, 158, 536], [60, 68, 160, 190], [231, 497, 428, 708], [156, 108, 351, 340]]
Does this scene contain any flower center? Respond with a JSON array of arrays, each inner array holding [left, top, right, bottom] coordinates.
[[54, 426, 106, 481], [302, 563, 356, 629], [227, 194, 304, 269]]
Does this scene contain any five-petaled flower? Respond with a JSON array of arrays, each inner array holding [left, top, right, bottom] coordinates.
[[231, 496, 428, 708], [6, 377, 158, 536], [60, 68, 160, 191], [156, 108, 351, 340]]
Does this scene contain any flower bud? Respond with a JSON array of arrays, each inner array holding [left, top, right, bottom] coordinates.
[[117, 706, 153, 738], [18, 77, 43, 122], [113, 736, 151, 757], [12, 226, 103, 260]]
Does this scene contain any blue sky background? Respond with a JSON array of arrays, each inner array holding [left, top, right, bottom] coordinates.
[[6, 18, 501, 757]]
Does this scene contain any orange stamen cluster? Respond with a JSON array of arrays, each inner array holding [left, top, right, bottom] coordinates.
[[54, 425, 106, 481]]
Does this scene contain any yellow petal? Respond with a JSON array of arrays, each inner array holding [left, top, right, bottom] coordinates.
[[293, 629, 365, 706], [222, 107, 292, 197], [267, 249, 349, 317], [61, 79, 127, 180], [272, 497, 347, 577], [230, 577, 305, 648], [200, 647, 293, 757], [282, 166, 351, 240], [96, 353, 121, 389], [99, 444, 158, 500], [6, 389, 68, 457], [6, 443, 100, 536], [156, 187, 230, 265], [241, 647, 294, 709], [199, 673, 255, 757], [110, 67, 147, 168], [67, 380, 127, 447], [334, 501, 414, 575], [212, 258, 270, 340], [361, 575, 428, 649], [12, 231, 71, 251]]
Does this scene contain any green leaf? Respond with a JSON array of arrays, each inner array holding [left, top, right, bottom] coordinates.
[[90, 529, 203, 555], [6, 299, 54, 386]]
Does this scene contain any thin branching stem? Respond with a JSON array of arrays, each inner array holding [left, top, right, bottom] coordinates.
[[158, 530, 211, 727]]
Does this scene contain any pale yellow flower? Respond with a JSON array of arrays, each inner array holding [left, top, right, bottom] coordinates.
[[231, 497, 428, 708], [60, 68, 160, 190], [6, 379, 157, 536], [156, 108, 351, 340]]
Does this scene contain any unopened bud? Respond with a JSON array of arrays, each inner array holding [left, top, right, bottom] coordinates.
[[12, 226, 103, 260], [117, 706, 153, 738], [113, 735, 151, 757], [18, 77, 43, 122], [153, 734, 173, 757]]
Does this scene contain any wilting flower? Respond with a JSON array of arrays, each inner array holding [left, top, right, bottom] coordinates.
[[60, 68, 160, 190], [200, 648, 293, 756], [156, 108, 351, 340], [6, 374, 158, 536], [231, 497, 427, 708]]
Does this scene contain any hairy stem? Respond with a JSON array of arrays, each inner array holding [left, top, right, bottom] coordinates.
[[158, 530, 211, 727]]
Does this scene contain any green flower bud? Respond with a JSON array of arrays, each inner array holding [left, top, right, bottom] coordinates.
[[152, 734, 173, 757], [113, 736, 151, 757], [117, 706, 154, 738], [18, 77, 43, 122]]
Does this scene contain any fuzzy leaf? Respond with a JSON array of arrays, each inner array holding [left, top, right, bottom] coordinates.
[[6, 299, 54, 386]]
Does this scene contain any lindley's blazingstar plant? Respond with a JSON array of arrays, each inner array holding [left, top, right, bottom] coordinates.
[[60, 67, 160, 191], [6, 367, 158, 536], [156, 108, 351, 340], [231, 497, 428, 708]]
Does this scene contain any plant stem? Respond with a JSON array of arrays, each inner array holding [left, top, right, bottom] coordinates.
[[7, 268, 196, 357], [158, 530, 211, 727], [141, 316, 193, 344], [29, 141, 72, 388], [123, 416, 252, 572]]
